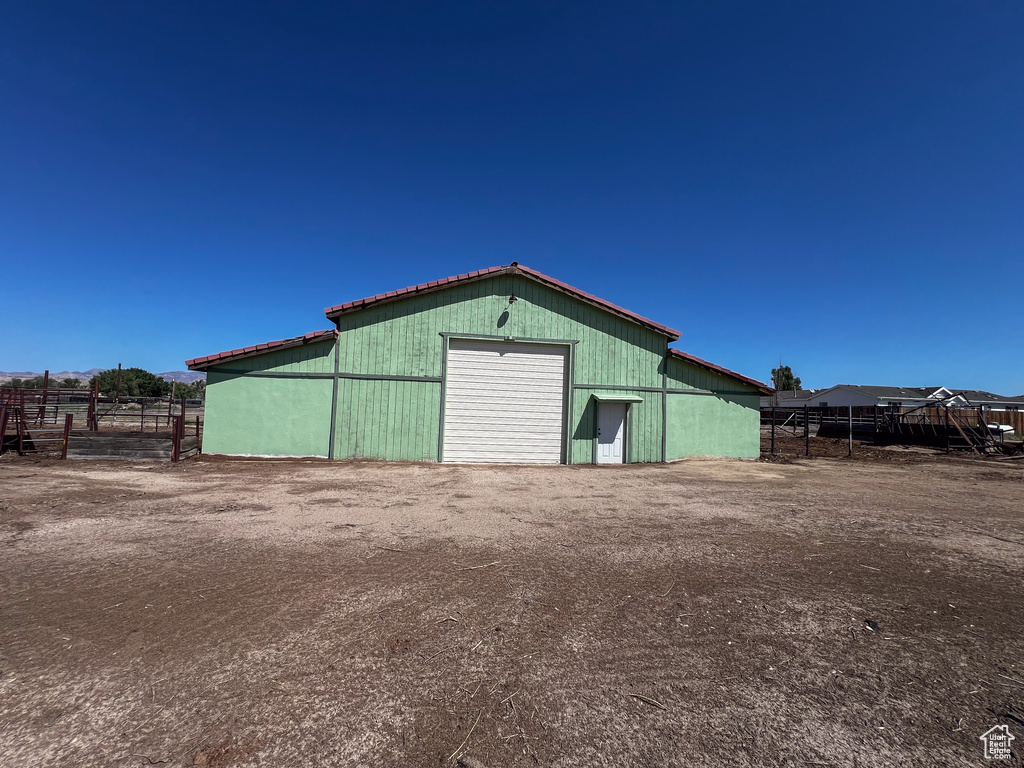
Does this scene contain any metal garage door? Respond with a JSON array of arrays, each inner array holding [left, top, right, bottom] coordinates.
[[443, 339, 568, 464]]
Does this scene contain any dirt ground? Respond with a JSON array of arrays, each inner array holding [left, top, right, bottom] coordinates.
[[1, 452, 1022, 767]]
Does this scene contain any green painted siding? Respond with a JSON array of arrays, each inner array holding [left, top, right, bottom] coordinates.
[[198, 273, 760, 462], [665, 392, 760, 459], [333, 274, 666, 463], [665, 355, 753, 393], [665, 356, 760, 459], [203, 370, 334, 457], [571, 389, 663, 464], [335, 275, 665, 383], [331, 276, 667, 462], [213, 338, 336, 374], [333, 378, 439, 461]]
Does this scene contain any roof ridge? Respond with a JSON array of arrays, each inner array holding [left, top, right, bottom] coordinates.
[[323, 262, 680, 339]]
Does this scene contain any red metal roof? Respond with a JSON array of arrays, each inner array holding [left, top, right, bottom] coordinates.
[[186, 329, 337, 371], [324, 262, 681, 339], [668, 348, 772, 394]]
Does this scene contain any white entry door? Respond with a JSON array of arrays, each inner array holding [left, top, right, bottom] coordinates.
[[597, 403, 626, 464]]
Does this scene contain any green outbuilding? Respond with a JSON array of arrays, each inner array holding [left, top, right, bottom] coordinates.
[[186, 263, 770, 463]]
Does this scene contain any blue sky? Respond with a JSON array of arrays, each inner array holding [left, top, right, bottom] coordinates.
[[2, 2, 1022, 393]]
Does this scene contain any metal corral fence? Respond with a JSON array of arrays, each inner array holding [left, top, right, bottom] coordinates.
[[900, 407, 1024, 435], [761, 405, 874, 457], [0, 389, 202, 429], [0, 387, 203, 460], [762, 404, 1022, 457]]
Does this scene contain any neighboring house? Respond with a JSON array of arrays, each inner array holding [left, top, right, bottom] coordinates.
[[762, 385, 1023, 411], [953, 390, 1023, 411], [187, 262, 770, 463], [766, 389, 818, 407]]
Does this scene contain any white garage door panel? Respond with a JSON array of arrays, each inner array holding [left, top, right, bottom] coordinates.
[[443, 340, 568, 464]]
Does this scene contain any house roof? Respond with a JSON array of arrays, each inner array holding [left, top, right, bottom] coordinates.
[[772, 388, 819, 401], [834, 385, 945, 400], [668, 348, 772, 395], [323, 262, 681, 340], [186, 329, 338, 371], [950, 389, 1023, 405], [775, 384, 1023, 405]]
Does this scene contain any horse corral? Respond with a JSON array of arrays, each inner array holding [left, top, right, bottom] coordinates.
[[0, 386, 202, 461]]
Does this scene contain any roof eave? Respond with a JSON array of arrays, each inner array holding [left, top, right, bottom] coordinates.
[[323, 266, 507, 320], [513, 264, 680, 340], [186, 329, 338, 371], [669, 348, 772, 395]]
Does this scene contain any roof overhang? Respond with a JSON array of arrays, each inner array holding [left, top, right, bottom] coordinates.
[[668, 348, 772, 395], [324, 262, 681, 340], [186, 329, 338, 371]]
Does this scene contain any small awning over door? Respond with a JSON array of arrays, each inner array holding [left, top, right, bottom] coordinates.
[[591, 393, 643, 403]]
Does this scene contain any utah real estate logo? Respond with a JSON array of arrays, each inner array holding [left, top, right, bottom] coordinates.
[[980, 725, 1014, 760]]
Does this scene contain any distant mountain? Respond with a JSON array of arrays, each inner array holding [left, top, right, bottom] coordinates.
[[0, 368, 104, 382], [156, 371, 206, 384], [0, 369, 205, 384]]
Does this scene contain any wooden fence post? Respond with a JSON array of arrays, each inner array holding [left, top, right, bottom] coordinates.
[[91, 380, 100, 430], [18, 389, 26, 455], [848, 405, 853, 457], [805, 404, 810, 456], [39, 370, 49, 423], [113, 363, 121, 425], [172, 415, 181, 462], [771, 407, 776, 455], [61, 413, 73, 460]]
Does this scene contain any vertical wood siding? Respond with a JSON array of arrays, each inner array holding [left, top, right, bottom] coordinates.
[[334, 275, 666, 462], [215, 339, 336, 374], [333, 378, 439, 461], [666, 355, 756, 394], [569, 390, 664, 464]]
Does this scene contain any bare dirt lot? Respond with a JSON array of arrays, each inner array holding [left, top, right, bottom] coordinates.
[[2, 454, 1023, 767]]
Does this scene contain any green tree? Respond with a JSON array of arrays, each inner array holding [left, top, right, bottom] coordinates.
[[770, 364, 802, 392], [10, 376, 48, 389], [169, 379, 206, 401], [89, 368, 171, 398], [7, 376, 82, 389]]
